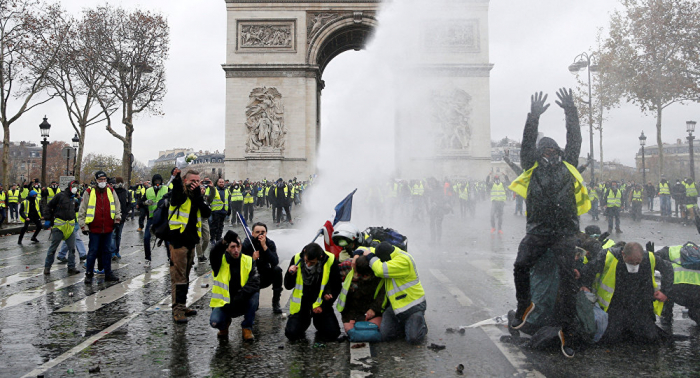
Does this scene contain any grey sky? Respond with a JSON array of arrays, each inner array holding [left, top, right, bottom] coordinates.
[[9, 0, 700, 167]]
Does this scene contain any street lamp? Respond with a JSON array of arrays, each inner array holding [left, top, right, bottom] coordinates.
[[568, 52, 599, 183], [72, 133, 79, 176], [39, 116, 51, 185], [688, 120, 697, 182], [639, 131, 647, 184]]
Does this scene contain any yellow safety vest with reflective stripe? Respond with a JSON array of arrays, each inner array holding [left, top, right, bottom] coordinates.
[[595, 251, 663, 316], [490, 182, 506, 202], [20, 198, 41, 222], [53, 218, 76, 240], [289, 251, 334, 315], [146, 186, 169, 217], [369, 246, 425, 316], [85, 188, 115, 224], [168, 197, 202, 238], [685, 182, 698, 197], [20, 188, 29, 201], [210, 253, 253, 308], [47, 187, 61, 202], [243, 190, 254, 204], [659, 183, 670, 195], [8, 189, 19, 203], [668, 245, 700, 286], [0, 192, 5, 208], [602, 239, 615, 250], [265, 187, 271, 196], [336, 265, 385, 312], [229, 188, 243, 202], [632, 190, 643, 202], [209, 187, 230, 211], [129, 190, 136, 203], [508, 161, 591, 215], [459, 185, 469, 200], [606, 189, 621, 208], [257, 188, 264, 198], [589, 188, 598, 201]]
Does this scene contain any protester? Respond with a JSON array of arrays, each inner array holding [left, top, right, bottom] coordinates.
[[273, 178, 292, 225], [337, 255, 385, 341], [168, 170, 211, 323], [284, 243, 341, 341], [229, 181, 243, 225], [508, 88, 587, 358], [487, 174, 507, 234], [111, 177, 129, 261], [604, 180, 623, 234], [209, 231, 260, 340], [18, 190, 42, 245], [208, 178, 229, 244], [79, 171, 121, 283], [241, 222, 283, 314], [7, 183, 19, 223], [44, 180, 81, 275]]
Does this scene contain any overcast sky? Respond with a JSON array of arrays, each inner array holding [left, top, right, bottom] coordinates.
[[9, 0, 700, 167]]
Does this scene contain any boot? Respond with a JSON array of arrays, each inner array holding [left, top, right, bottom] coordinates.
[[173, 283, 189, 324], [272, 288, 283, 314], [242, 328, 255, 341], [217, 318, 232, 338], [185, 308, 198, 317]]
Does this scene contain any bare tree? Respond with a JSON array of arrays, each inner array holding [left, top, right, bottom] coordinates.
[[603, 0, 700, 179], [0, 0, 69, 185], [44, 9, 116, 181], [86, 4, 168, 179]]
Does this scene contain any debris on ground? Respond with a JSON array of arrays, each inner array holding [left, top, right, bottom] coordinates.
[[427, 343, 446, 351], [351, 343, 366, 349]]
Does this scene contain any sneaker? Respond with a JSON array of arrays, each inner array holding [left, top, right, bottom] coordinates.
[[105, 275, 119, 282], [94, 269, 105, 275], [498, 230, 504, 235], [79, 256, 87, 261], [67, 268, 81, 275], [510, 302, 535, 330], [115, 253, 122, 260], [57, 257, 68, 264], [559, 330, 575, 358], [145, 260, 151, 267], [490, 228, 496, 234], [31, 238, 40, 243]]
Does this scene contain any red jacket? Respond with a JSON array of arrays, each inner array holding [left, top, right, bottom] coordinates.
[[86, 188, 116, 234]]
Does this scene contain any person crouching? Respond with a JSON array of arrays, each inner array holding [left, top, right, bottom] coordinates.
[[210, 231, 260, 341]]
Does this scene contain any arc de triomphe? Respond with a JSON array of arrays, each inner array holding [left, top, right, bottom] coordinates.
[[223, 0, 493, 180]]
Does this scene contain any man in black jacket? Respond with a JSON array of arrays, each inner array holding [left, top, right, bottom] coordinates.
[[672, 179, 686, 217], [284, 243, 341, 341], [272, 179, 292, 225], [209, 231, 260, 340], [168, 170, 212, 323], [43, 181, 81, 275], [18, 190, 42, 245], [110, 177, 129, 260], [509, 89, 583, 358], [241, 222, 283, 313]]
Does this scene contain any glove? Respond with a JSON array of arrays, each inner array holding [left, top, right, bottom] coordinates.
[[646, 241, 655, 253], [598, 232, 610, 243], [44, 220, 51, 229]]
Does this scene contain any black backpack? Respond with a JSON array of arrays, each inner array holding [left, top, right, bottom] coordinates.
[[151, 193, 177, 242], [362, 226, 408, 251]]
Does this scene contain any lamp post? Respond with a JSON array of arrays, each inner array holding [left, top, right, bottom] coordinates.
[[568, 52, 598, 183], [39, 116, 51, 185], [72, 133, 79, 176], [688, 120, 697, 183], [639, 131, 647, 185]]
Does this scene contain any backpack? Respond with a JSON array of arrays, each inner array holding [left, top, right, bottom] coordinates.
[[151, 193, 176, 242], [680, 242, 700, 270], [362, 226, 408, 251]]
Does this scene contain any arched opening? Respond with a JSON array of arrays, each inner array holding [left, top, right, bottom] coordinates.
[[315, 24, 373, 75]]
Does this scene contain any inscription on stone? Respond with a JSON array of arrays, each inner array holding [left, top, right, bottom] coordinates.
[[245, 87, 287, 153], [431, 88, 472, 150], [237, 20, 295, 52]]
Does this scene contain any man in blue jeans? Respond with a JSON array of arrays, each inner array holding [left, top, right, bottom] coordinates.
[[79, 171, 121, 283], [209, 231, 260, 341]]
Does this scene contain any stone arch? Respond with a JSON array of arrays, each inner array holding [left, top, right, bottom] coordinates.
[[306, 15, 378, 75]]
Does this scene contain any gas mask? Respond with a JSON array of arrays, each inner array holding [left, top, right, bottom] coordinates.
[[625, 262, 640, 274], [98, 182, 107, 189], [540, 155, 562, 167]]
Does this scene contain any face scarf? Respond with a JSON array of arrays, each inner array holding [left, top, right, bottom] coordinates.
[[301, 261, 321, 286]]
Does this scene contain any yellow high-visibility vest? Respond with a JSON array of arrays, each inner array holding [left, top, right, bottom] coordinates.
[[595, 250, 663, 316], [20, 199, 41, 222], [659, 183, 670, 195], [289, 251, 334, 315], [369, 245, 425, 316], [490, 183, 506, 202], [336, 265, 385, 312], [47, 187, 61, 202], [168, 197, 202, 238], [229, 188, 243, 202], [210, 253, 253, 308], [606, 190, 621, 208], [8, 189, 19, 203], [85, 188, 115, 224], [668, 245, 700, 286], [508, 161, 591, 215]]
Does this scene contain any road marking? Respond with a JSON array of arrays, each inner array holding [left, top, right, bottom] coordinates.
[[429, 268, 474, 306], [469, 259, 515, 288], [0, 263, 129, 310], [20, 311, 142, 378], [148, 271, 213, 311], [56, 264, 168, 312], [0, 265, 72, 286], [20, 270, 211, 378], [350, 342, 372, 378], [481, 325, 545, 378]]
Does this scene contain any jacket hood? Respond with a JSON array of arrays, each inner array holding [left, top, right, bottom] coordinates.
[[536, 137, 562, 154], [151, 174, 163, 185]]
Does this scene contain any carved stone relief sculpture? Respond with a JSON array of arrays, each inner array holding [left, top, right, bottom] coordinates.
[[245, 87, 287, 153], [431, 88, 473, 151], [237, 20, 295, 52], [307, 13, 341, 42], [424, 19, 479, 52]]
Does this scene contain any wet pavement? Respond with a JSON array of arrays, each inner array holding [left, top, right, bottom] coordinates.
[[2, 200, 700, 377]]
